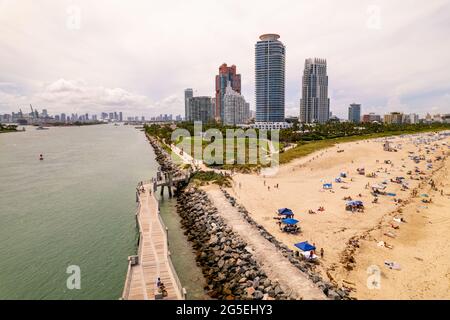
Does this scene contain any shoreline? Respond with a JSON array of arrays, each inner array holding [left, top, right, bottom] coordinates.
[[226, 131, 450, 299], [145, 132, 289, 299], [145, 131, 333, 299]]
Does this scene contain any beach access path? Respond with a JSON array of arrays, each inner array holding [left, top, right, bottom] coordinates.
[[205, 187, 327, 300]]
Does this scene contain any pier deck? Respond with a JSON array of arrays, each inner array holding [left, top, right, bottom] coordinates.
[[122, 184, 184, 300]]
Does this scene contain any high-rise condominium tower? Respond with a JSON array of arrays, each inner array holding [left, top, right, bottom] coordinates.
[[255, 34, 285, 123], [184, 88, 193, 121], [348, 103, 361, 123], [299, 58, 330, 123], [187, 96, 214, 123], [215, 63, 241, 122], [223, 83, 250, 126]]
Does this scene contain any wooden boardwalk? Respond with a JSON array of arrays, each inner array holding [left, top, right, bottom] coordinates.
[[122, 183, 184, 300]]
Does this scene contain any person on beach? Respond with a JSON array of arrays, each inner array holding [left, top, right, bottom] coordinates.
[[320, 248, 324, 258]]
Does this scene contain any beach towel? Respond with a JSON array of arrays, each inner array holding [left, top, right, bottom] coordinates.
[[384, 261, 401, 270]]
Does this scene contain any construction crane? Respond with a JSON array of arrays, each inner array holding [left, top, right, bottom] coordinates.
[[30, 104, 39, 118]]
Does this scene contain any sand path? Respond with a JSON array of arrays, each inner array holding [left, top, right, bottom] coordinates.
[[205, 187, 327, 300]]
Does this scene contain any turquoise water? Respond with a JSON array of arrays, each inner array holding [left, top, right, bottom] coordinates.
[[0, 125, 204, 299]]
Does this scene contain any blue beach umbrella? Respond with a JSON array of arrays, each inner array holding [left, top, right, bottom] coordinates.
[[278, 208, 293, 216], [282, 218, 299, 225], [294, 241, 316, 252]]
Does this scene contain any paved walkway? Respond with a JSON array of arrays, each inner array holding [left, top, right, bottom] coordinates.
[[206, 188, 327, 300]]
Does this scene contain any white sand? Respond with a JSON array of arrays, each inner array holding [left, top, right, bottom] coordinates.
[[226, 132, 450, 299]]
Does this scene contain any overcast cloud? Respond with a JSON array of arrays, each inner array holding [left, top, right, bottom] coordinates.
[[1, 0, 449, 118]]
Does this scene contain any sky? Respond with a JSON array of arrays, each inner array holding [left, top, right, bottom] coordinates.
[[1, 0, 449, 119]]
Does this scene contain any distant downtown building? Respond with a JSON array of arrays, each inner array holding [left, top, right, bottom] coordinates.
[[255, 34, 286, 123], [299, 58, 330, 124], [223, 83, 250, 126], [383, 112, 403, 124], [184, 88, 194, 121], [362, 113, 382, 123], [348, 103, 361, 123], [215, 63, 241, 122], [186, 96, 215, 123]]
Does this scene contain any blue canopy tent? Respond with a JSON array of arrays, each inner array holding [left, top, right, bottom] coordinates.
[[294, 241, 316, 252], [346, 200, 363, 207], [282, 218, 299, 225], [386, 193, 396, 197], [323, 183, 333, 189], [278, 208, 293, 216]]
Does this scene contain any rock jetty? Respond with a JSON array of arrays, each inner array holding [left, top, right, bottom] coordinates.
[[220, 188, 350, 300], [177, 188, 290, 300]]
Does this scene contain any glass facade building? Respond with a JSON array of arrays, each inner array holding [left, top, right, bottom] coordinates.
[[300, 58, 330, 124], [184, 88, 193, 121], [348, 103, 361, 123], [255, 34, 285, 123], [186, 96, 214, 123]]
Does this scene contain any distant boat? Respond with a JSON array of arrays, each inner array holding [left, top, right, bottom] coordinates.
[[39, 154, 44, 161], [36, 126, 49, 130]]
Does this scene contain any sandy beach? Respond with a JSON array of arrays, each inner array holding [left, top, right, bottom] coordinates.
[[226, 132, 450, 299]]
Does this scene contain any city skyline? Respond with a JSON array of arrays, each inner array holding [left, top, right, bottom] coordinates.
[[1, 1, 450, 119]]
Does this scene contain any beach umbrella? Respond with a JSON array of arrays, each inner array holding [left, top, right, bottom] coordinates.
[[278, 208, 293, 215], [294, 241, 316, 252], [282, 218, 299, 225]]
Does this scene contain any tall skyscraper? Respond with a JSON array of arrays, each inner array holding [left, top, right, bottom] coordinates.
[[187, 96, 214, 123], [119, 112, 123, 122], [184, 88, 193, 121], [299, 58, 330, 124], [215, 63, 241, 122], [255, 34, 286, 123], [223, 83, 250, 126], [348, 103, 361, 123]]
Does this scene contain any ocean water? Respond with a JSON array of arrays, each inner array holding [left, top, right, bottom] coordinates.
[[0, 124, 204, 300]]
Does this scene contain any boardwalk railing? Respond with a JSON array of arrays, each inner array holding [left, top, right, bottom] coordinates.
[[121, 204, 142, 299], [154, 201, 187, 300], [122, 181, 185, 300]]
